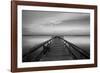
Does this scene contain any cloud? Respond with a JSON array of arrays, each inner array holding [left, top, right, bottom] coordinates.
[[22, 10, 90, 36]]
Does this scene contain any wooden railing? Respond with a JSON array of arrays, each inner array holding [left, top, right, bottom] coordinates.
[[23, 37, 53, 62], [59, 37, 90, 59]]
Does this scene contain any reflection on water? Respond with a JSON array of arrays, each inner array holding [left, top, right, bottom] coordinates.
[[22, 35, 90, 55]]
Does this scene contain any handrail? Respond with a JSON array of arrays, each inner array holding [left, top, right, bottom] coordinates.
[[69, 43, 90, 59], [64, 43, 78, 59], [60, 37, 90, 59], [23, 37, 53, 58], [33, 44, 50, 61]]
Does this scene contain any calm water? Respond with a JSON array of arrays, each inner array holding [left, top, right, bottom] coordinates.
[[22, 36, 90, 55]]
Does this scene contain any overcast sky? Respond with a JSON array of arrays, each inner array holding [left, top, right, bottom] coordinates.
[[22, 10, 90, 36]]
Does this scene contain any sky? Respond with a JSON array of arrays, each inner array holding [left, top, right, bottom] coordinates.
[[22, 10, 90, 36]]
